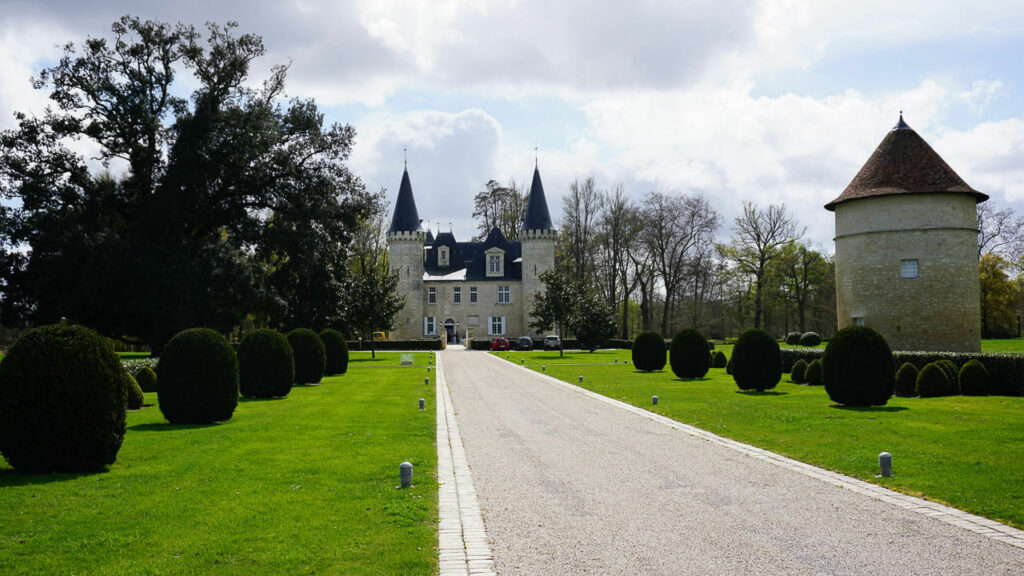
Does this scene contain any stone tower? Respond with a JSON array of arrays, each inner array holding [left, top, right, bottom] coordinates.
[[387, 167, 425, 340], [826, 115, 988, 352], [519, 164, 557, 335]]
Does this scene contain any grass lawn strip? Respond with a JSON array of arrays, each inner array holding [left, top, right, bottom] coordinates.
[[492, 349, 1024, 531], [0, 351, 437, 576]]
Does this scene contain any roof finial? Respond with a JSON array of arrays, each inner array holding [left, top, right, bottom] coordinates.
[[448, 221, 452, 233], [534, 145, 538, 167], [403, 146, 407, 169]]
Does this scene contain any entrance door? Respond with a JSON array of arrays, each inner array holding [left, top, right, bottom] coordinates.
[[444, 319, 456, 343]]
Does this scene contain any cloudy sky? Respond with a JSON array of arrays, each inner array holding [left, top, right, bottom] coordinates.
[[2, 1, 1023, 249]]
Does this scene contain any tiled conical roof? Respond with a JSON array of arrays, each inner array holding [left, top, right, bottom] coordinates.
[[825, 115, 988, 211], [388, 168, 422, 232], [521, 165, 554, 231]]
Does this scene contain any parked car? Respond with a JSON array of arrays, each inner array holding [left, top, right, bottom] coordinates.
[[516, 336, 533, 350], [489, 337, 512, 351], [543, 335, 562, 350]]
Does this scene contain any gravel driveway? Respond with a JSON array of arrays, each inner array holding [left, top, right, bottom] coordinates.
[[442, 348, 1024, 576]]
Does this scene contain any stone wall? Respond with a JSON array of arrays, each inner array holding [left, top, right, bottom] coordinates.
[[519, 229, 557, 336], [834, 194, 981, 352], [387, 230, 425, 340]]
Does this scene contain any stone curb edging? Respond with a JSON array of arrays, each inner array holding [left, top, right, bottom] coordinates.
[[436, 353, 497, 576], [497, 355, 1024, 552]]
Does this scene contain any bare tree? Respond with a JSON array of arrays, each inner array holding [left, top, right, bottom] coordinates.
[[560, 177, 602, 286], [593, 184, 638, 336], [349, 190, 389, 276], [723, 202, 804, 330], [471, 179, 527, 241], [977, 202, 1024, 261], [641, 191, 720, 336]]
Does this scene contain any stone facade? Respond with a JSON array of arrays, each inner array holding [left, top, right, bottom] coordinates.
[[834, 194, 982, 351]]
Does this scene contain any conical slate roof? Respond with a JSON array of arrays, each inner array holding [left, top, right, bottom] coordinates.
[[388, 168, 422, 233], [521, 166, 554, 230], [825, 115, 988, 211]]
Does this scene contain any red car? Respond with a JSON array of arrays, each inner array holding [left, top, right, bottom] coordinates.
[[489, 337, 511, 351]]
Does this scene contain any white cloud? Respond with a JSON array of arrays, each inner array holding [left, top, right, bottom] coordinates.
[[935, 118, 1024, 204]]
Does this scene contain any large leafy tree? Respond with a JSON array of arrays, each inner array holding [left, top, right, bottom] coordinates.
[[0, 17, 372, 351]]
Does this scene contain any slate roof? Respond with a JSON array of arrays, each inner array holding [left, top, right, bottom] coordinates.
[[423, 227, 522, 281], [825, 115, 988, 211], [388, 169, 422, 232], [521, 165, 554, 230]]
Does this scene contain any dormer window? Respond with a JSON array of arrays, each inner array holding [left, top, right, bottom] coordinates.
[[439, 246, 449, 267], [486, 248, 505, 277]]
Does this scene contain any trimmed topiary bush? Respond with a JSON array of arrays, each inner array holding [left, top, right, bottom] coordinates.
[[712, 350, 727, 368], [238, 329, 294, 399], [632, 331, 667, 372], [799, 332, 822, 347], [959, 359, 990, 396], [790, 359, 808, 383], [0, 324, 126, 473], [731, 329, 781, 391], [916, 363, 950, 398], [786, 332, 801, 345], [938, 360, 960, 395], [805, 359, 823, 386], [126, 374, 145, 410], [725, 356, 733, 375], [288, 329, 326, 385], [136, 366, 158, 393], [895, 362, 919, 397], [320, 329, 349, 376], [158, 328, 239, 424], [822, 326, 894, 406], [670, 329, 710, 379]]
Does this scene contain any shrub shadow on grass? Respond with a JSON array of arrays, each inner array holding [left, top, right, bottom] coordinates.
[[734, 390, 789, 396], [830, 404, 909, 413], [0, 468, 100, 486], [128, 422, 225, 432], [632, 370, 666, 374], [673, 377, 712, 382], [239, 396, 288, 402]]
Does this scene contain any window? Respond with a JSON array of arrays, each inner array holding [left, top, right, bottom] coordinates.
[[424, 317, 436, 335], [498, 285, 510, 304], [853, 317, 865, 327], [438, 246, 449, 267], [489, 254, 502, 275], [488, 316, 505, 335], [427, 287, 436, 304], [901, 259, 919, 279], [470, 287, 477, 303], [453, 287, 461, 304]]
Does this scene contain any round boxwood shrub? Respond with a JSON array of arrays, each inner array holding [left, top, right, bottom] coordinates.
[[790, 359, 808, 383], [785, 332, 801, 346], [670, 329, 710, 379], [712, 350, 728, 369], [822, 326, 894, 406], [320, 329, 349, 376], [916, 362, 950, 398], [959, 359, 990, 396], [894, 362, 919, 397], [126, 374, 145, 410], [288, 328, 326, 384], [136, 366, 158, 393], [632, 331, 667, 372], [238, 329, 293, 399], [0, 324, 126, 473], [938, 360, 960, 395], [158, 328, 239, 424], [731, 329, 781, 391], [805, 358, 823, 386], [799, 332, 822, 347]]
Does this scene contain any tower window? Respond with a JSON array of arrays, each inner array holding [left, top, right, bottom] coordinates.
[[853, 317, 865, 327], [428, 287, 436, 304], [901, 259, 919, 279]]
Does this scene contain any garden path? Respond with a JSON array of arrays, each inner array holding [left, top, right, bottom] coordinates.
[[440, 347, 1024, 576]]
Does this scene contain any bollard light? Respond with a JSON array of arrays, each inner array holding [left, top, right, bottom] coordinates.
[[652, 395, 659, 405], [521, 359, 524, 364], [542, 365, 546, 371], [614, 358, 618, 364], [424, 377, 429, 386], [400, 461, 413, 488], [419, 398, 425, 410], [878, 452, 892, 477], [578, 375, 583, 383], [427, 367, 431, 372]]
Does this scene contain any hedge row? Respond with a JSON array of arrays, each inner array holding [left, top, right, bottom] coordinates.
[[781, 348, 1023, 396], [346, 340, 444, 351]]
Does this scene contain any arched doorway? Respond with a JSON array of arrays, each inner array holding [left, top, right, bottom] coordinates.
[[444, 318, 456, 343]]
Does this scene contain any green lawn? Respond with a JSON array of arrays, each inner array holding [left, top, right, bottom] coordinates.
[[981, 339, 1024, 353], [0, 352, 437, 575], [493, 349, 1024, 529]]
